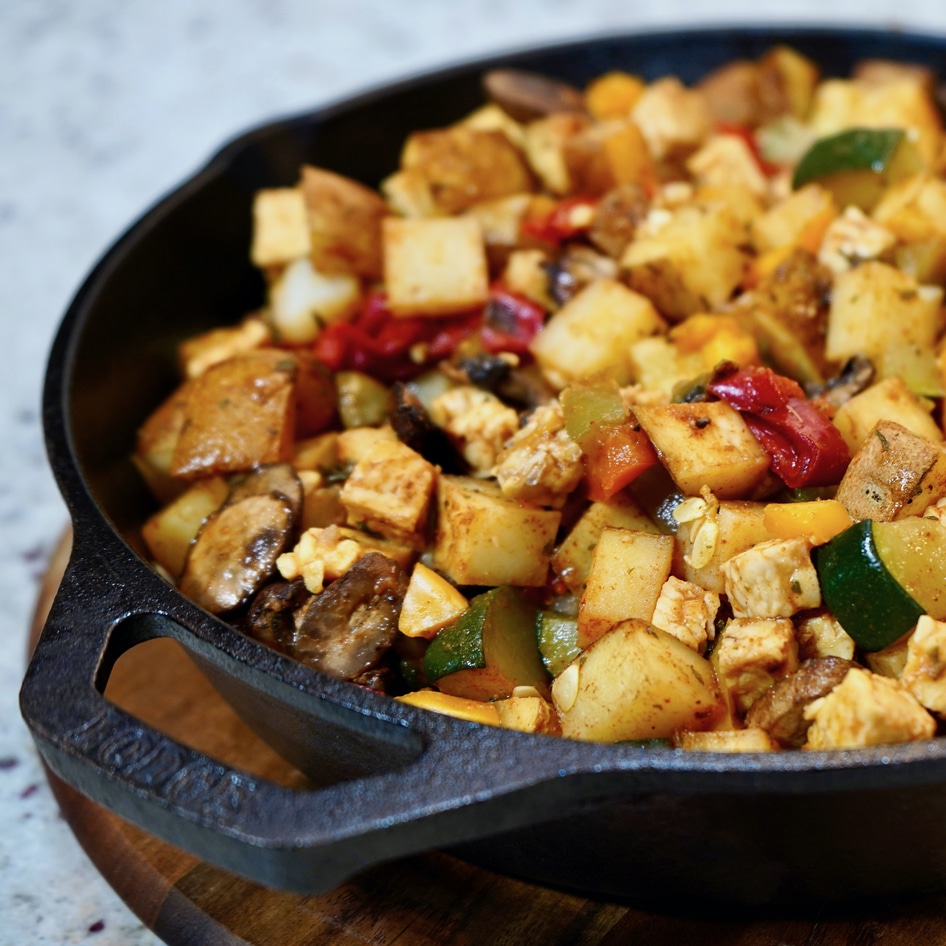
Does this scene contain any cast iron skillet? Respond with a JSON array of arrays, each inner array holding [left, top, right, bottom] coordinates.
[[20, 25, 946, 910]]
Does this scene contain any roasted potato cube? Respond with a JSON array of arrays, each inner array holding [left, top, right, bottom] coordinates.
[[177, 317, 271, 380], [562, 119, 656, 195], [170, 350, 298, 479], [633, 401, 771, 499], [686, 134, 768, 197], [900, 615, 946, 714], [551, 493, 659, 595], [494, 694, 561, 735], [431, 475, 560, 587], [523, 112, 593, 194], [835, 420, 946, 521], [141, 476, 230, 578], [398, 562, 469, 639], [630, 77, 713, 162], [380, 169, 438, 218], [382, 216, 489, 317], [299, 164, 388, 278], [809, 76, 943, 167], [340, 438, 437, 546], [622, 202, 749, 320], [268, 257, 361, 345], [675, 728, 780, 752], [751, 183, 837, 254], [133, 378, 197, 503], [530, 278, 666, 388], [553, 620, 723, 742], [250, 187, 311, 267], [400, 127, 534, 214], [577, 527, 674, 648], [832, 375, 942, 454]]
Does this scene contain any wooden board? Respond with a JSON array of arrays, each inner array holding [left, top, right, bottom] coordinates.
[[29, 531, 946, 945]]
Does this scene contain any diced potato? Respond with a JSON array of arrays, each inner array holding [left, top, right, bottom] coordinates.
[[622, 202, 750, 320], [630, 77, 713, 162], [455, 102, 527, 149], [832, 375, 942, 453], [335, 425, 397, 464], [268, 257, 361, 345], [340, 438, 437, 546], [562, 119, 656, 195], [873, 172, 946, 282], [751, 183, 838, 254], [627, 335, 703, 398], [530, 278, 666, 389], [523, 112, 593, 194], [864, 634, 911, 678], [133, 378, 197, 503], [674, 727, 780, 752], [299, 164, 388, 278], [400, 126, 534, 214], [500, 247, 557, 310], [759, 45, 820, 120], [553, 620, 723, 741], [382, 216, 489, 317], [431, 475, 561, 587], [170, 350, 298, 478], [825, 260, 944, 395], [577, 527, 674, 648], [686, 134, 768, 198], [633, 401, 771, 499], [551, 493, 659, 595], [177, 317, 271, 380], [380, 169, 438, 218], [494, 694, 562, 734], [293, 431, 340, 471], [141, 476, 230, 578], [398, 562, 469, 639], [835, 420, 946, 521], [464, 193, 534, 268], [250, 187, 311, 267], [808, 77, 943, 167], [298, 473, 346, 531]]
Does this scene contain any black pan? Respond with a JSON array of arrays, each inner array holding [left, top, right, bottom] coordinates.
[[21, 24, 946, 911]]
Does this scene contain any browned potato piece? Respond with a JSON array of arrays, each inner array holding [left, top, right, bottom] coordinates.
[[299, 165, 388, 278], [170, 350, 298, 479], [400, 126, 534, 214], [382, 216, 490, 318], [133, 377, 198, 503], [835, 420, 946, 521], [562, 120, 655, 196]]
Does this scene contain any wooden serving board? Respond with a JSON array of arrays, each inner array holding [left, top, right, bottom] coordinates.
[[29, 532, 946, 945]]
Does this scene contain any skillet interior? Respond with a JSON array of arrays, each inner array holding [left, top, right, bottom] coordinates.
[[36, 25, 946, 907]]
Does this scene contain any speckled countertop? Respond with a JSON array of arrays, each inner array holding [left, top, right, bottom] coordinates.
[[4, 1, 946, 943]]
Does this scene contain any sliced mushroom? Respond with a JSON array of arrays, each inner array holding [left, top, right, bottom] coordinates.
[[179, 493, 295, 614], [448, 354, 554, 411], [587, 182, 651, 259], [226, 462, 303, 519], [745, 657, 856, 748], [482, 68, 586, 122], [390, 382, 467, 473], [244, 578, 311, 650], [291, 552, 409, 680], [815, 354, 875, 408]]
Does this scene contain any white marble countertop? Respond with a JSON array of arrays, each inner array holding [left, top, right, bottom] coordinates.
[[4, 1, 946, 943]]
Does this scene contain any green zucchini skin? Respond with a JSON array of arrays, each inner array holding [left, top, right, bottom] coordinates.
[[814, 518, 924, 652], [792, 127, 905, 189]]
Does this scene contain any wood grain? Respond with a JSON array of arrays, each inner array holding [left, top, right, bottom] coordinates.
[[29, 531, 946, 945]]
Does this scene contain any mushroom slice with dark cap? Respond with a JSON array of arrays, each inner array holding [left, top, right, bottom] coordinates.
[[179, 492, 296, 615], [482, 68, 586, 122], [291, 552, 409, 680], [226, 462, 304, 519], [746, 657, 856, 748]]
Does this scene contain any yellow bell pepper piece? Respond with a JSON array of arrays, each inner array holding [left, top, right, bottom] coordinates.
[[585, 71, 646, 120], [763, 499, 853, 545]]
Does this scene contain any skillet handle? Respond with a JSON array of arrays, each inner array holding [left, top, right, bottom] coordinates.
[[20, 534, 579, 893]]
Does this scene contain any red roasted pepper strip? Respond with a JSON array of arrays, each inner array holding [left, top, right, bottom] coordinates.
[[707, 365, 850, 488], [584, 423, 660, 501], [481, 285, 546, 353]]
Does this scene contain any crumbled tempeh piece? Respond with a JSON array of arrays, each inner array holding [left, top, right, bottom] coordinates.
[[651, 576, 720, 652], [722, 536, 820, 618], [817, 205, 897, 274], [804, 667, 936, 749], [493, 401, 584, 506], [795, 611, 856, 661], [429, 386, 520, 474], [901, 615, 946, 714], [714, 616, 799, 714]]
